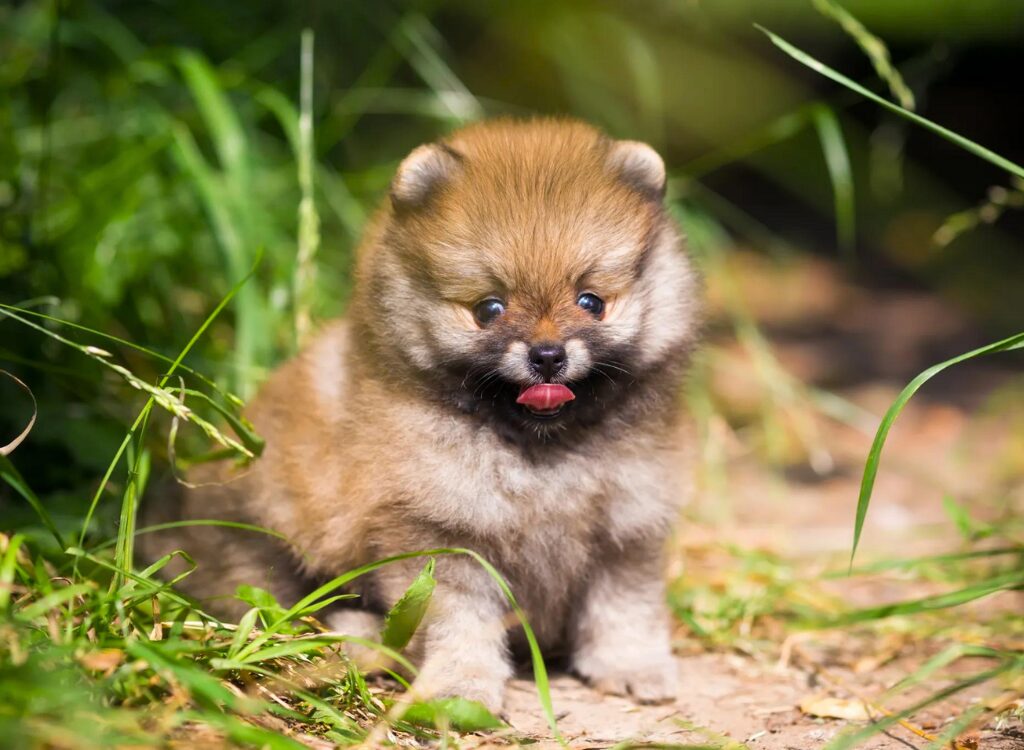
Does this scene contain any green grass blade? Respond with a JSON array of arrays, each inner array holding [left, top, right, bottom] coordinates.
[[381, 558, 436, 651], [823, 663, 1012, 750], [175, 50, 247, 175], [396, 15, 482, 122], [169, 123, 261, 397], [809, 105, 855, 255], [65, 547, 199, 610], [16, 584, 95, 621], [94, 519, 290, 553], [0, 303, 246, 406], [127, 640, 242, 709], [77, 251, 261, 553], [0, 369, 37, 456], [849, 331, 1024, 563], [458, 548, 563, 745], [112, 438, 150, 589], [77, 417, 144, 552], [254, 86, 299, 153], [0, 456, 65, 549], [810, 0, 915, 110], [757, 26, 1024, 180], [882, 644, 1000, 699], [830, 546, 1021, 578], [165, 388, 264, 457], [294, 28, 320, 347], [0, 533, 26, 610], [814, 568, 1024, 627], [403, 697, 504, 732]]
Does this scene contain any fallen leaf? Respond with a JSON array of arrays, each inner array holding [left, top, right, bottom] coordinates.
[[983, 691, 1023, 711], [799, 695, 871, 721], [957, 731, 980, 750], [78, 648, 125, 674]]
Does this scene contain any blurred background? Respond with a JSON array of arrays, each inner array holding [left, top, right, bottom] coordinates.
[[1, 0, 1022, 746]]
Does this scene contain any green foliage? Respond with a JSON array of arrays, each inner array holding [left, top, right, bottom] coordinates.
[[381, 559, 436, 651], [402, 697, 504, 731]]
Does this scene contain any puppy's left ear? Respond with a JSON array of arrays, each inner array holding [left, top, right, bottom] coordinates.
[[607, 140, 666, 201]]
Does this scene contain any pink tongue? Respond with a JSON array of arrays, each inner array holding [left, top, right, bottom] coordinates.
[[516, 383, 576, 411]]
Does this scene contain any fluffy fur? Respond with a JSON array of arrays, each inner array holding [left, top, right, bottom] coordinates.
[[142, 118, 701, 709]]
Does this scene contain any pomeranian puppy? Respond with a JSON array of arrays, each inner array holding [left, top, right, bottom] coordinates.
[[144, 118, 700, 710]]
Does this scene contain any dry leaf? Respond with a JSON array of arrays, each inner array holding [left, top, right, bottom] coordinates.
[[78, 648, 125, 675], [983, 691, 1024, 712], [957, 731, 980, 750], [799, 695, 871, 721]]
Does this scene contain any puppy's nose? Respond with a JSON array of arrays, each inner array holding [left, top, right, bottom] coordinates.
[[528, 343, 567, 380]]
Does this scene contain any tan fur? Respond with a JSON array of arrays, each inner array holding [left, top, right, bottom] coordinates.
[[142, 118, 701, 710]]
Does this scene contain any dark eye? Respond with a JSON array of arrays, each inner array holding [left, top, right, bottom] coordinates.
[[473, 298, 506, 327], [576, 292, 605, 318]]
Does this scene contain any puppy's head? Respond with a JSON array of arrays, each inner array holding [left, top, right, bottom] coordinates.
[[360, 118, 699, 443]]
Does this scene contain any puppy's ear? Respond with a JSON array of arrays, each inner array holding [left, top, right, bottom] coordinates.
[[607, 140, 666, 201], [391, 143, 462, 210]]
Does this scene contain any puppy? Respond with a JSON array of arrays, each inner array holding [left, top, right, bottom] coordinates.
[[144, 118, 701, 710]]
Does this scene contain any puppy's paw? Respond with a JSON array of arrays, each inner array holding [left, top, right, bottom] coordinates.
[[415, 657, 509, 715], [574, 652, 678, 704], [433, 676, 506, 715], [323, 610, 387, 671]]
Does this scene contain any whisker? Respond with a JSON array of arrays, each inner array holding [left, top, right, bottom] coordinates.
[[597, 359, 633, 376], [590, 365, 617, 386]]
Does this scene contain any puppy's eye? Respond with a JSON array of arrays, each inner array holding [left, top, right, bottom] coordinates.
[[576, 292, 605, 318], [473, 298, 506, 327]]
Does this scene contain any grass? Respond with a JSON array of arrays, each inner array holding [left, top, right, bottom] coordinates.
[[2, 0, 1023, 748]]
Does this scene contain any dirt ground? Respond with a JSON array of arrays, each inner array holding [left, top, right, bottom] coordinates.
[[490, 253, 1024, 749]]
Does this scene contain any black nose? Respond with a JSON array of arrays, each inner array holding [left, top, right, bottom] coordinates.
[[528, 343, 567, 380]]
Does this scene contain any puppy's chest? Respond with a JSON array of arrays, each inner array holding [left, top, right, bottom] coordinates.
[[409, 431, 608, 537]]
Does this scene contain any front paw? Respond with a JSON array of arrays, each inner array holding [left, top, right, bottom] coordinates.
[[414, 654, 510, 714], [431, 675, 506, 715], [574, 651, 678, 704]]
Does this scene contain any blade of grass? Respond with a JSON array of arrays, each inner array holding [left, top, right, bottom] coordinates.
[[0, 308, 254, 459], [0, 533, 26, 609], [809, 104, 856, 255], [165, 388, 264, 457], [757, 26, 1024, 181], [169, 122, 261, 397], [829, 547, 1021, 578], [87, 519, 290, 555], [0, 303, 247, 408], [810, 0, 915, 110], [823, 663, 1012, 750], [0, 456, 65, 549], [0, 370, 37, 456], [848, 331, 1024, 563], [882, 644, 1001, 699], [294, 28, 320, 347], [811, 567, 1024, 627], [112, 436, 150, 589], [381, 559, 436, 651], [16, 584, 95, 621], [396, 14, 482, 122], [76, 251, 262, 556]]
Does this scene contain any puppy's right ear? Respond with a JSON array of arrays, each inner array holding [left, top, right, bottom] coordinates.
[[390, 143, 462, 210]]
